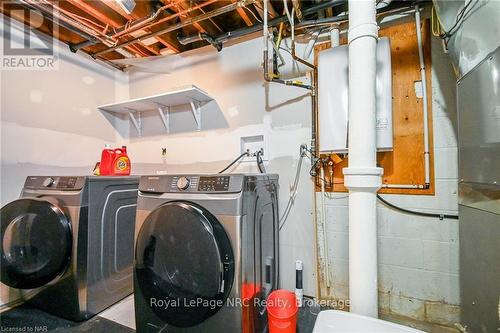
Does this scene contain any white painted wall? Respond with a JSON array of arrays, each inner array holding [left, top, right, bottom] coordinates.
[[123, 36, 318, 297], [316, 35, 460, 327], [0, 13, 460, 329], [0, 17, 128, 307]]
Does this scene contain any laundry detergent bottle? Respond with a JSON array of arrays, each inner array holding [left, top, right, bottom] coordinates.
[[100, 145, 131, 176]]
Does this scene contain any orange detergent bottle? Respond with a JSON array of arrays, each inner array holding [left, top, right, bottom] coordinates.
[[100, 145, 131, 176]]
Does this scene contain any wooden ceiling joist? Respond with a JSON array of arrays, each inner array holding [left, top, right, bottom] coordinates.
[[99, 0, 181, 53], [63, 0, 160, 56], [2, 0, 356, 65]]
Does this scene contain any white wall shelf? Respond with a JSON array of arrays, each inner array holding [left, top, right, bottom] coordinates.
[[98, 85, 213, 135]]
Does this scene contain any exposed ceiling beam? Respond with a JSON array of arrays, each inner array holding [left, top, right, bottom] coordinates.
[[2, 1, 125, 68], [64, 0, 159, 56], [99, 0, 181, 53], [236, 6, 253, 26], [172, 0, 214, 35], [93, 0, 256, 57]]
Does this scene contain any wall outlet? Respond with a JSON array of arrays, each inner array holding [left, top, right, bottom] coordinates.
[[241, 135, 268, 161]]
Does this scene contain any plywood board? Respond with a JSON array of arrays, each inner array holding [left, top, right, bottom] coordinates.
[[315, 20, 435, 195]]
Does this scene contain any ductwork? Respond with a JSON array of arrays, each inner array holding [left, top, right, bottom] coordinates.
[[433, 0, 500, 78]]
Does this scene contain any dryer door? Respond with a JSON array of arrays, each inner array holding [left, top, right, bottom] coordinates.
[[135, 201, 234, 328], [0, 198, 72, 289]]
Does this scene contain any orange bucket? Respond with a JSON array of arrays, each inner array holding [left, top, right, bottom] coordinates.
[[266, 289, 298, 333]]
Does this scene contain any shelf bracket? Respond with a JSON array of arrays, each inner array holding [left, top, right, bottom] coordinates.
[[190, 101, 202, 131], [157, 105, 170, 133], [126, 108, 142, 136]]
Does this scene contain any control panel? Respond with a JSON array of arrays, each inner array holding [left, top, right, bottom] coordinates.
[[24, 176, 85, 190], [170, 175, 199, 192], [198, 176, 230, 191], [139, 175, 244, 194]]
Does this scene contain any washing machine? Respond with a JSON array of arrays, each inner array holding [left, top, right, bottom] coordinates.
[[0, 176, 139, 321], [134, 174, 279, 333]]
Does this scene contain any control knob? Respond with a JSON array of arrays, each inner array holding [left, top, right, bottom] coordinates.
[[176, 177, 190, 190], [42, 177, 55, 187]]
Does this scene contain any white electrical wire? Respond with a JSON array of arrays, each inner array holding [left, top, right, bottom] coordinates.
[[283, 0, 295, 41]]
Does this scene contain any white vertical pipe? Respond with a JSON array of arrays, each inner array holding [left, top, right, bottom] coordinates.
[[263, 0, 268, 52], [320, 165, 331, 288], [415, 5, 430, 185], [343, 0, 382, 318], [330, 25, 340, 47]]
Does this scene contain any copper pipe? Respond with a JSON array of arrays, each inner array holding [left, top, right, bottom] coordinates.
[[292, 0, 303, 21], [112, 0, 219, 39], [31, 0, 149, 57], [23, 0, 115, 46], [16, 1, 126, 69], [63, 0, 159, 56], [67, 0, 123, 27], [111, 1, 179, 38], [93, 0, 256, 57]]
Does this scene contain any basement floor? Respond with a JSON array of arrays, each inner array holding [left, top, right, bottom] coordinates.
[[0, 295, 321, 333], [0, 295, 460, 333]]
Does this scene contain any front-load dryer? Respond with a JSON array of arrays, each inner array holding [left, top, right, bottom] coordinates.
[[134, 174, 279, 333], [0, 176, 139, 321]]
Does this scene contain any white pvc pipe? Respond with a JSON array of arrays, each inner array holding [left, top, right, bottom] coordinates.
[[304, 30, 321, 60], [415, 5, 430, 185], [343, 0, 382, 318], [376, 0, 392, 10], [330, 25, 340, 47], [320, 165, 331, 288], [283, 0, 295, 41], [381, 183, 425, 189], [263, 0, 268, 52]]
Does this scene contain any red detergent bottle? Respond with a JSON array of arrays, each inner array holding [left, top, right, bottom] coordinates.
[[100, 145, 131, 176]]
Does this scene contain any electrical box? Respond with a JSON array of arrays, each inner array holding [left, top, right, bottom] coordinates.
[[240, 135, 268, 162], [318, 37, 393, 153]]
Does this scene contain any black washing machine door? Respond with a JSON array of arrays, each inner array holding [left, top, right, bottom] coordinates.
[[1, 198, 72, 289], [135, 201, 234, 328]]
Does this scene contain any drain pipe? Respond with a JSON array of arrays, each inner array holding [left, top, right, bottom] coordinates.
[[343, 0, 382, 318], [330, 24, 340, 46], [178, 33, 223, 51]]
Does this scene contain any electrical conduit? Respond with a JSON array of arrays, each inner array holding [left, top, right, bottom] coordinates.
[[415, 4, 431, 186], [381, 4, 430, 189]]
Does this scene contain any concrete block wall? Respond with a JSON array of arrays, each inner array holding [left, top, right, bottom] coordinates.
[[316, 36, 460, 328]]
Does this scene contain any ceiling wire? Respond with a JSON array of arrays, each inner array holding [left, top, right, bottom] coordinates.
[[242, 5, 262, 23]]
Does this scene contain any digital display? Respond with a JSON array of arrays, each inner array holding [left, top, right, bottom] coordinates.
[[57, 177, 78, 189], [198, 176, 230, 191]]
